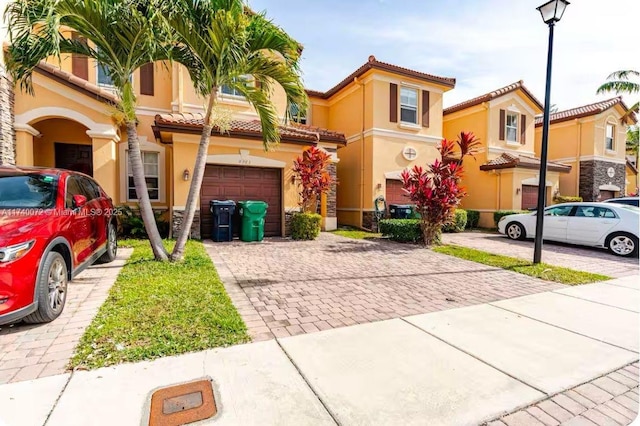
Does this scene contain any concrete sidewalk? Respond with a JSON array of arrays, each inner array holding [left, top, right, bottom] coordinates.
[[1, 276, 638, 426]]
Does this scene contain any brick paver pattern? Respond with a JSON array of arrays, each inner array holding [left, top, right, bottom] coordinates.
[[0, 249, 131, 384], [488, 362, 639, 426], [443, 232, 639, 278], [205, 233, 563, 340]]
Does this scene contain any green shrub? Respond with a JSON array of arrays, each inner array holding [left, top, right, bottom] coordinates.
[[554, 195, 583, 203], [494, 210, 528, 227], [466, 210, 480, 229], [290, 212, 322, 240], [116, 205, 170, 239], [442, 209, 468, 233], [379, 219, 422, 242]]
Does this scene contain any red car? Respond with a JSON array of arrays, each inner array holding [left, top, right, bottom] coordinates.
[[0, 166, 117, 325]]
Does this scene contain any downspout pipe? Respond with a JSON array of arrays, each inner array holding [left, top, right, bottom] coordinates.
[[355, 76, 370, 230]]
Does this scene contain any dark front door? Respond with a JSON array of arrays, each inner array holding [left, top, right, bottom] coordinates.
[[55, 143, 93, 176], [200, 165, 282, 238]]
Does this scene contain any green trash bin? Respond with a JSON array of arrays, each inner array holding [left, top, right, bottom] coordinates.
[[238, 201, 268, 242]]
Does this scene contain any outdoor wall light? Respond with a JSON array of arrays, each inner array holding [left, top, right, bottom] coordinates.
[[516, 188, 521, 195], [183, 169, 190, 181]]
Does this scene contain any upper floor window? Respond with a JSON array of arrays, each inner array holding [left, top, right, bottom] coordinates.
[[220, 75, 253, 98], [605, 123, 615, 151], [400, 87, 418, 124], [506, 112, 519, 143], [289, 103, 307, 124], [127, 151, 159, 201]]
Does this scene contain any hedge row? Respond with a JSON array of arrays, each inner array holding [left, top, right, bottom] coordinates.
[[290, 212, 322, 240], [379, 209, 470, 242], [494, 210, 528, 227]]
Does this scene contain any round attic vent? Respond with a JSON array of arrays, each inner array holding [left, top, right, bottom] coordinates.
[[402, 146, 417, 161]]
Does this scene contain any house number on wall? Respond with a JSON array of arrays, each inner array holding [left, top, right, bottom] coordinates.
[[607, 167, 615, 178], [238, 159, 251, 165]]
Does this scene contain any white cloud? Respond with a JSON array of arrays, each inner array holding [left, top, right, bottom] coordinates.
[[310, 0, 639, 112]]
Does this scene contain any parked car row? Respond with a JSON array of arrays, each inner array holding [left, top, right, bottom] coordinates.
[[0, 166, 118, 326], [498, 201, 639, 257]]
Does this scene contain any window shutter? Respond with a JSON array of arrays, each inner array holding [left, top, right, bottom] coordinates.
[[71, 33, 88, 80], [422, 90, 430, 128], [520, 114, 526, 145], [390, 83, 398, 123], [140, 63, 154, 96], [499, 109, 506, 141]]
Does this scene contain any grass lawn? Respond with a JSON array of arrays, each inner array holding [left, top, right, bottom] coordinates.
[[331, 228, 382, 240], [432, 244, 611, 285], [70, 239, 249, 369]]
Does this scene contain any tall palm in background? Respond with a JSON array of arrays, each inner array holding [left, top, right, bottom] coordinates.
[[6, 0, 171, 261], [166, 0, 307, 261], [597, 70, 639, 118]]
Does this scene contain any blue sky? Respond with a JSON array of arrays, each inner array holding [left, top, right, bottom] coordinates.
[[250, 0, 639, 111]]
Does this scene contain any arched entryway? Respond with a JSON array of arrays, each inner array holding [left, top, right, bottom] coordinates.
[[32, 118, 93, 175]]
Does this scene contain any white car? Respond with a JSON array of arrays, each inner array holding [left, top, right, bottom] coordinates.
[[497, 203, 640, 257]]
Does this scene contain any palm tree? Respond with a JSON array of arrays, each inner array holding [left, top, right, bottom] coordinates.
[[597, 70, 640, 118], [165, 0, 307, 261], [6, 0, 170, 261]]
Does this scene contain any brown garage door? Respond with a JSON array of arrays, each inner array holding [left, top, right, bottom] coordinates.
[[599, 190, 615, 201], [200, 165, 282, 238], [521, 185, 539, 210], [386, 179, 409, 205]]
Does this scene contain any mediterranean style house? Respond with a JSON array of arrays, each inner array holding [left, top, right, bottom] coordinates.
[[443, 81, 570, 228], [533, 97, 636, 201], [9, 31, 346, 239], [307, 55, 456, 229]]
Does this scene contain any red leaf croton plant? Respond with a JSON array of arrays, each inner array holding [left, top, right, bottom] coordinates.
[[293, 146, 334, 213], [401, 131, 482, 246]]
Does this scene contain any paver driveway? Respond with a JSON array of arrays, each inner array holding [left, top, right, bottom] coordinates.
[[0, 249, 131, 384], [442, 232, 640, 278], [206, 233, 563, 340]]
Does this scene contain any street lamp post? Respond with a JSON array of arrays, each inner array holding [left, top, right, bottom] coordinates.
[[533, 0, 569, 264]]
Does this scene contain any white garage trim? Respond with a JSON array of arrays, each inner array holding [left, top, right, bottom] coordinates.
[[384, 170, 405, 180], [521, 176, 552, 187], [206, 150, 286, 168], [599, 183, 621, 191]]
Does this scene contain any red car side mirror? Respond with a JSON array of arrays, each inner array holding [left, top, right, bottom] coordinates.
[[72, 194, 87, 209]]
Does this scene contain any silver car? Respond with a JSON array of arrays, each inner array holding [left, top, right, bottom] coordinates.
[[498, 203, 640, 257]]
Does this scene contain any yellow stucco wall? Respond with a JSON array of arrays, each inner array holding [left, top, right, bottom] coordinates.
[[31, 119, 92, 168], [336, 136, 367, 228], [171, 134, 312, 210], [626, 164, 638, 195]]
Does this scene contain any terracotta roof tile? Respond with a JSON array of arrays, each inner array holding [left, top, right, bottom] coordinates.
[[444, 80, 543, 115], [308, 55, 455, 99], [34, 61, 119, 104], [153, 113, 346, 145], [480, 152, 571, 173], [534, 97, 636, 126]]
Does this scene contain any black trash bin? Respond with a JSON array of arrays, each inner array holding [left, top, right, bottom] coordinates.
[[210, 200, 236, 241], [389, 204, 412, 219]]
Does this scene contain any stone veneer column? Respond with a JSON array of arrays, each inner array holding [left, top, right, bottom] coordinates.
[[321, 162, 338, 231], [579, 159, 626, 201], [0, 72, 16, 165], [171, 208, 201, 239]]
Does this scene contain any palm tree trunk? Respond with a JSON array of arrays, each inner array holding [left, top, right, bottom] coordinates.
[[170, 93, 217, 261], [126, 121, 169, 261]]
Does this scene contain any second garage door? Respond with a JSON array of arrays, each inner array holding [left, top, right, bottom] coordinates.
[[386, 179, 409, 205], [200, 165, 282, 238]]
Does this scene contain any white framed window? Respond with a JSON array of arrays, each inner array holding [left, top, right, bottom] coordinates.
[[400, 87, 418, 124], [220, 75, 253, 98], [506, 112, 519, 143], [605, 123, 615, 151], [289, 103, 307, 124], [127, 151, 159, 201]]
